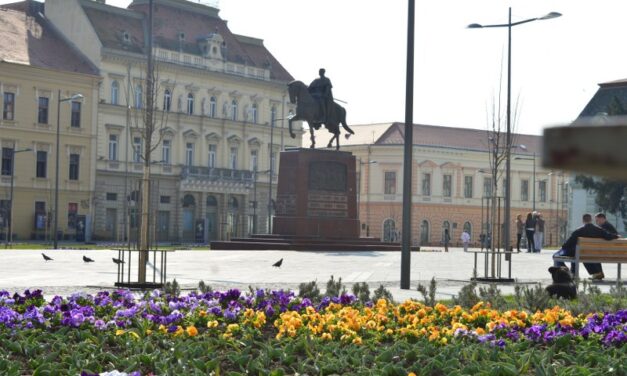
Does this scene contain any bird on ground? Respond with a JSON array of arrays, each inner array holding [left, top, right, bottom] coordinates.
[[272, 258, 283, 268], [83, 255, 95, 263], [42, 253, 53, 261], [112, 257, 125, 265]]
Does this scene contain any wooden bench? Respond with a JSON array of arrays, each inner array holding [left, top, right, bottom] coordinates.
[[553, 237, 627, 286]]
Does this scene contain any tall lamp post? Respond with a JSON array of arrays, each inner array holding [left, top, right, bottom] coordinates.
[[54, 91, 84, 249], [468, 8, 561, 256], [515, 152, 536, 211], [6, 145, 32, 246]]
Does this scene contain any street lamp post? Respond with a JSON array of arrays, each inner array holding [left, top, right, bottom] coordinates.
[[515, 152, 536, 211], [6, 145, 32, 246], [54, 91, 84, 249], [468, 8, 561, 256]]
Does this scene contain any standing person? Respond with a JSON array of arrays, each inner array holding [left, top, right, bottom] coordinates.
[[524, 212, 536, 253], [595, 213, 618, 235], [479, 233, 486, 251], [443, 229, 451, 252], [461, 230, 471, 252], [515, 214, 524, 253], [553, 213, 618, 279], [534, 213, 545, 253]]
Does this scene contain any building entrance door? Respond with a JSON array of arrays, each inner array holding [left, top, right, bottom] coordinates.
[[105, 208, 117, 241]]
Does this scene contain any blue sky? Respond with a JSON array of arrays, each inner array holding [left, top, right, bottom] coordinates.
[[5, 0, 627, 135]]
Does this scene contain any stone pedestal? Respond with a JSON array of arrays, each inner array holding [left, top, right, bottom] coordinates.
[[273, 148, 359, 238]]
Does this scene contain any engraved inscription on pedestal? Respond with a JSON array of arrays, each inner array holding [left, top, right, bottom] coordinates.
[[308, 161, 346, 192], [275, 194, 296, 216], [307, 193, 348, 217]]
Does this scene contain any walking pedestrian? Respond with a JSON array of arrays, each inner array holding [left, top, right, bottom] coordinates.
[[525, 212, 536, 253], [515, 214, 524, 253], [443, 229, 451, 252], [461, 230, 471, 252], [534, 213, 545, 253]]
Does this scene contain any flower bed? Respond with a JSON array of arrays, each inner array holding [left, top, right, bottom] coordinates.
[[0, 289, 625, 375]]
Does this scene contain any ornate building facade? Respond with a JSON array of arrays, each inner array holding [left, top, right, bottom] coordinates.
[[318, 123, 568, 247], [45, 0, 299, 242], [0, 2, 99, 242]]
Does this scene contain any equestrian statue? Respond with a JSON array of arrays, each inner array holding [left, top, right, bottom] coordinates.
[[288, 68, 354, 150]]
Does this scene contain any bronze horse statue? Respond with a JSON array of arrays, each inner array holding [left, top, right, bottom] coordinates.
[[287, 81, 354, 150]]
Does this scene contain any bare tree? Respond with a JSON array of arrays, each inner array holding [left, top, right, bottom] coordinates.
[[484, 59, 520, 277]]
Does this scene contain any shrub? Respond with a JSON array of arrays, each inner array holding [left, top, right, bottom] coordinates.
[[164, 278, 180, 297], [325, 275, 346, 297], [416, 277, 437, 307], [298, 280, 321, 301], [372, 284, 394, 302], [352, 282, 370, 302]]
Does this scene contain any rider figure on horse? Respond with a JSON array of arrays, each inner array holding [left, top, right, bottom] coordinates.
[[308, 68, 333, 123]]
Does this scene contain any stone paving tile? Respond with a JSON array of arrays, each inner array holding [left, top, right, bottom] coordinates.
[[0, 247, 621, 299]]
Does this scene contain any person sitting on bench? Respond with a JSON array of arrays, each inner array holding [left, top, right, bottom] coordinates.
[[553, 213, 619, 280]]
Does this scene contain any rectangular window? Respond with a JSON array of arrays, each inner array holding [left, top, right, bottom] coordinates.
[[483, 177, 493, 197], [38, 97, 49, 124], [539, 180, 547, 202], [133, 136, 142, 163], [250, 150, 258, 171], [34, 201, 46, 230], [186, 143, 194, 166], [421, 173, 431, 196], [521, 179, 529, 201], [160, 195, 171, 204], [162, 139, 171, 164], [3, 92, 15, 120], [443, 174, 452, 197], [70, 101, 81, 128], [0, 199, 10, 228], [208, 144, 216, 168], [384, 171, 396, 195], [69, 153, 79, 180], [108, 135, 118, 160], [67, 202, 78, 228], [36, 151, 47, 178], [106, 193, 117, 201], [464, 176, 473, 198], [129, 208, 139, 228], [1, 148, 13, 176], [229, 147, 238, 169]]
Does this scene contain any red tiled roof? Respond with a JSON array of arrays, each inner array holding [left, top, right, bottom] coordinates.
[[0, 1, 97, 75], [378, 122, 542, 155], [80, 0, 293, 82]]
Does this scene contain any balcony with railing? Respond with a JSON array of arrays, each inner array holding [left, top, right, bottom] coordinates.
[[181, 165, 254, 184]]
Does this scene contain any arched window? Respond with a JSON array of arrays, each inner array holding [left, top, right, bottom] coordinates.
[[442, 221, 451, 243], [163, 89, 171, 112], [228, 196, 239, 211], [251, 103, 258, 123], [111, 80, 119, 105], [231, 99, 238, 121], [463, 221, 472, 239], [187, 93, 194, 115], [182, 194, 196, 208], [209, 96, 217, 118], [206, 195, 218, 207], [134, 85, 142, 109], [383, 218, 396, 243], [420, 220, 430, 245]]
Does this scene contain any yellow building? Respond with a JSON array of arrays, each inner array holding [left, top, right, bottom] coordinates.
[[0, 2, 99, 242], [45, 0, 300, 242], [316, 123, 568, 248]]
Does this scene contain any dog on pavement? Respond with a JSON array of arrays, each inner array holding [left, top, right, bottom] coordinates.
[[545, 266, 577, 300]]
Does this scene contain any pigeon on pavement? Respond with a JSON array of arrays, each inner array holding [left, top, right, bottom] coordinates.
[[42, 253, 53, 261], [272, 258, 283, 268], [83, 255, 95, 263], [112, 257, 125, 265]]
